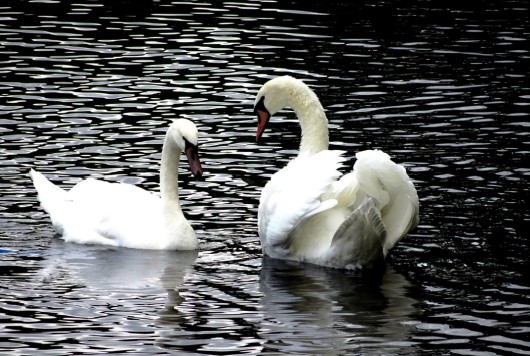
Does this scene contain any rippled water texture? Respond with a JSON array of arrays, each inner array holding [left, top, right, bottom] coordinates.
[[1, 0, 529, 354]]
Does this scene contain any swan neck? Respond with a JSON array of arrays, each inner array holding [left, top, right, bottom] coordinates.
[[290, 85, 329, 155], [160, 134, 181, 209]]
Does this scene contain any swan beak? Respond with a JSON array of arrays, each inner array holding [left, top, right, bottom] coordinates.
[[184, 143, 203, 178], [255, 108, 270, 142]]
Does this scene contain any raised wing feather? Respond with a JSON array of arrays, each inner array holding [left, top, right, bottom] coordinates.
[[352, 150, 419, 252], [327, 197, 386, 269]]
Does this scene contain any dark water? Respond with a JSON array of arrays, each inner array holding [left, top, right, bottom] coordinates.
[[1, 0, 529, 354]]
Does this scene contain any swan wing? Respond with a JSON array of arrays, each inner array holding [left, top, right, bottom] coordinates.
[[258, 150, 345, 256], [316, 150, 418, 268], [31, 169, 162, 247], [327, 197, 387, 269], [66, 179, 163, 246], [352, 150, 419, 252]]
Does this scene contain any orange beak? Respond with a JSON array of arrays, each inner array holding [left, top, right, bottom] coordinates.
[[184, 143, 203, 178], [256, 108, 270, 142]]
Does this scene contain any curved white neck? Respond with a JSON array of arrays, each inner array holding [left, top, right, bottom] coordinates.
[[289, 83, 329, 155], [160, 132, 182, 212], [158, 123, 198, 250]]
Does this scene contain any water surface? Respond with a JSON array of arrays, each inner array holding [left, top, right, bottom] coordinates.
[[1, 0, 529, 354]]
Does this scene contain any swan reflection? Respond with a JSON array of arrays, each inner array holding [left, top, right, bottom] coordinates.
[[259, 257, 419, 354], [37, 240, 197, 307]]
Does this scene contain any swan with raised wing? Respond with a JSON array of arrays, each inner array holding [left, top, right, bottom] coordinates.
[[30, 119, 203, 250], [253, 76, 419, 269]]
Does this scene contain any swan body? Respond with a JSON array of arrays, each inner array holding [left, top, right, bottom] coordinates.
[[254, 76, 419, 269], [30, 119, 203, 250]]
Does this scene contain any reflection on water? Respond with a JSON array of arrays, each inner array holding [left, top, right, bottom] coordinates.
[[38, 240, 198, 293], [1, 241, 198, 354], [1, 0, 529, 354], [259, 257, 419, 354]]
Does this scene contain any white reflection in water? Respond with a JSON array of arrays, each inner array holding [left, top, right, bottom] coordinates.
[[37, 239, 197, 301], [258, 257, 419, 354]]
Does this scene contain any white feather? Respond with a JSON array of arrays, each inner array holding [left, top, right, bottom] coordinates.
[[258, 150, 344, 256], [30, 119, 202, 250], [254, 76, 419, 269]]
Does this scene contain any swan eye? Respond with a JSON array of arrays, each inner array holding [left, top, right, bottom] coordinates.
[[254, 96, 267, 114], [254, 96, 270, 127], [184, 138, 198, 154]]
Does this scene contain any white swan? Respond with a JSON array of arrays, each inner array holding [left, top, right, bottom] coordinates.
[[253, 76, 419, 269], [30, 119, 203, 250]]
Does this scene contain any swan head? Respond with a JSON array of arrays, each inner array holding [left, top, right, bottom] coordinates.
[[253, 76, 298, 141], [171, 119, 203, 178]]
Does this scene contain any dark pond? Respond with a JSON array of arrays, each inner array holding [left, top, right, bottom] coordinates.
[[1, 0, 529, 354]]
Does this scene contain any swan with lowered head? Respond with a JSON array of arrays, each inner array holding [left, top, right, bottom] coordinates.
[[253, 76, 419, 269], [30, 119, 203, 250]]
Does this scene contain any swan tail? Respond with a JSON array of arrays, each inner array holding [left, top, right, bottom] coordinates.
[[329, 197, 386, 269], [353, 150, 419, 252], [30, 169, 69, 216]]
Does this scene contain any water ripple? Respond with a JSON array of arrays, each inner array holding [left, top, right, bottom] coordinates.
[[1, 0, 529, 354]]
